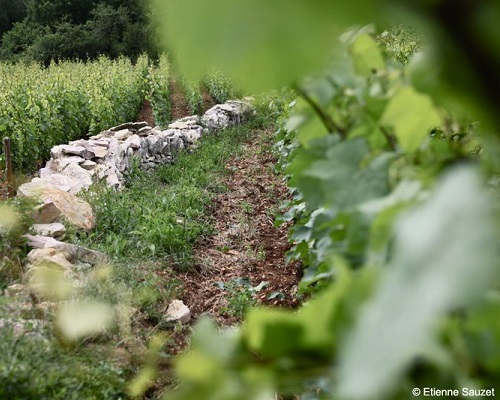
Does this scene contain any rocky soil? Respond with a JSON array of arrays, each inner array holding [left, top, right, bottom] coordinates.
[[180, 126, 300, 325]]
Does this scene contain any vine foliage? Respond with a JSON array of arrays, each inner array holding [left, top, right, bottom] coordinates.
[[150, 1, 500, 398]]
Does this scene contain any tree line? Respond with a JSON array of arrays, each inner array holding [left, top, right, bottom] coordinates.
[[0, 0, 160, 64]]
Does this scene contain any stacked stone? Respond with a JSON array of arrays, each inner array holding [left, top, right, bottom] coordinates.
[[18, 100, 254, 196]]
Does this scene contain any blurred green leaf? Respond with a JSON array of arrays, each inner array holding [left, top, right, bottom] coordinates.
[[338, 167, 498, 400], [380, 86, 442, 152], [350, 33, 385, 75], [294, 137, 393, 209], [57, 301, 114, 341], [152, 0, 384, 91]]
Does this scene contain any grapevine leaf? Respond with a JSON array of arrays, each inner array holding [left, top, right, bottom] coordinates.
[[294, 138, 393, 209], [350, 33, 385, 75], [152, 0, 383, 91], [380, 86, 442, 153], [244, 309, 304, 358], [338, 167, 498, 400]]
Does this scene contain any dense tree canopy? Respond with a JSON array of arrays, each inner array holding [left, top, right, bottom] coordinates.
[[0, 0, 158, 63]]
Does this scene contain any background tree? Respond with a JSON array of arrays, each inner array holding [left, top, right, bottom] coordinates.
[[0, 0, 158, 63]]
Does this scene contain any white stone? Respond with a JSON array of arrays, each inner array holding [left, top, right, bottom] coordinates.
[[23, 186, 95, 230], [27, 248, 58, 263], [32, 223, 66, 239], [60, 145, 95, 160], [60, 163, 93, 193], [123, 134, 142, 150], [18, 175, 79, 195], [88, 139, 110, 148], [33, 202, 62, 224], [114, 129, 133, 141], [24, 235, 106, 265], [80, 160, 97, 170], [91, 146, 108, 159], [165, 300, 191, 324]]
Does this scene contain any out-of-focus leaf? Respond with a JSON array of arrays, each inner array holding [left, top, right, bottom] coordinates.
[[338, 167, 498, 400], [380, 86, 442, 152], [28, 262, 75, 301], [350, 33, 385, 75], [152, 0, 383, 91], [0, 205, 19, 231], [57, 301, 114, 341], [296, 138, 393, 209], [244, 309, 304, 358], [128, 366, 156, 398]]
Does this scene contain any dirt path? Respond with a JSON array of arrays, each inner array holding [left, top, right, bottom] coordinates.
[[178, 127, 300, 325], [136, 100, 155, 127], [169, 77, 191, 121]]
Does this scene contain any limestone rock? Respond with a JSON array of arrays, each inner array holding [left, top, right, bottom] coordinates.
[[114, 129, 133, 141], [88, 139, 110, 148], [137, 127, 154, 136], [55, 156, 86, 172], [110, 121, 148, 132], [33, 202, 62, 224], [165, 300, 191, 324], [80, 160, 97, 170], [32, 223, 66, 239], [27, 248, 58, 263], [60, 163, 93, 193], [31, 251, 73, 271], [4, 283, 31, 297], [18, 175, 79, 195], [123, 134, 141, 150], [59, 145, 95, 160], [24, 235, 107, 265], [168, 116, 200, 130], [23, 186, 95, 230]]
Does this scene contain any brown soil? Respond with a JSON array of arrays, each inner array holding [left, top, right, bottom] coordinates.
[[201, 85, 217, 111], [136, 99, 155, 127], [169, 78, 191, 121], [178, 127, 301, 326]]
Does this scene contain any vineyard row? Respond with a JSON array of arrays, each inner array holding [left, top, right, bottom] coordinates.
[[0, 56, 238, 173]]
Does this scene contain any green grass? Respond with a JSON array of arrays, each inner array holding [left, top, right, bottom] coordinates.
[[0, 300, 128, 400], [73, 125, 251, 262], [0, 125, 255, 399]]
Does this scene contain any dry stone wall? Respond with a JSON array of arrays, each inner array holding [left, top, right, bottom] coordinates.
[[2, 100, 254, 335], [19, 100, 254, 197]]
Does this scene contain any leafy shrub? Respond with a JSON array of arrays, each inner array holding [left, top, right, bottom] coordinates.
[[203, 69, 238, 104], [146, 54, 172, 127], [181, 76, 203, 114]]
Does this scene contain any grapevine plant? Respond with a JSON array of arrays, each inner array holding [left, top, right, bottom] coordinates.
[[147, 0, 500, 399], [0, 55, 173, 171]]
